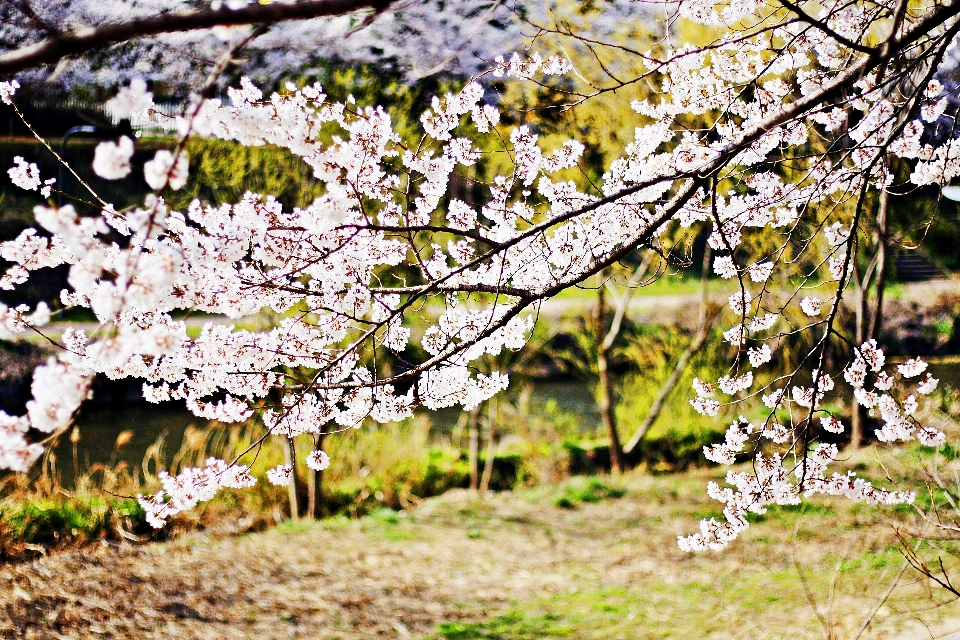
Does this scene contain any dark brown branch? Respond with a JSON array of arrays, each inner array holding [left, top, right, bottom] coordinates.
[[285, 9, 956, 397], [344, 223, 505, 249], [774, 0, 875, 54], [372, 284, 531, 297], [0, 0, 394, 77], [12, 0, 61, 37]]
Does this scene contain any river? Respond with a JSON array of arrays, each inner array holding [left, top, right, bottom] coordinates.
[[48, 362, 960, 484]]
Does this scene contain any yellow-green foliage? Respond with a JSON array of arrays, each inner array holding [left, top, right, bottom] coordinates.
[[166, 138, 326, 210], [496, 6, 659, 179], [0, 460, 154, 560], [141, 415, 472, 522], [321, 417, 463, 512]]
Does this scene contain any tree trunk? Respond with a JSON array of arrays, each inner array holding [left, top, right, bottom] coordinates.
[[595, 286, 624, 474], [587, 256, 655, 473], [850, 267, 867, 452], [467, 404, 481, 491], [868, 187, 890, 343], [306, 433, 327, 519], [479, 398, 497, 493], [281, 436, 299, 520], [623, 246, 712, 454], [598, 346, 624, 474], [623, 321, 710, 453], [849, 186, 890, 451], [849, 396, 864, 451]]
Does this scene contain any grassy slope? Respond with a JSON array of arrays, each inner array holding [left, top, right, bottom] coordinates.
[[2, 452, 959, 640]]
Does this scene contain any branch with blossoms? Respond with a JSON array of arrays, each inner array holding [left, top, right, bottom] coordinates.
[[0, 0, 396, 77], [1, 0, 960, 540]]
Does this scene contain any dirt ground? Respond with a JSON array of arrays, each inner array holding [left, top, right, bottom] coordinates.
[[2, 476, 960, 640], [4, 488, 578, 639]]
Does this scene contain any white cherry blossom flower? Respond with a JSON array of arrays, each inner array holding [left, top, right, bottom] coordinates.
[[267, 464, 294, 486], [917, 374, 939, 395], [144, 150, 189, 190], [800, 296, 822, 316], [306, 450, 331, 471], [105, 78, 153, 120], [0, 80, 19, 105], [8, 157, 40, 191], [897, 358, 928, 378], [93, 137, 134, 180], [748, 344, 771, 367]]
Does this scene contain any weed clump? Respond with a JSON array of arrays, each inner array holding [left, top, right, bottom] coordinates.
[[552, 477, 626, 509]]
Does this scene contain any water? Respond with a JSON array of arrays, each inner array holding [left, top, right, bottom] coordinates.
[[51, 404, 212, 482], [47, 380, 599, 483], [49, 361, 960, 482]]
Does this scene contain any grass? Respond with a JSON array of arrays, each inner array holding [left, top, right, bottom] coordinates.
[[416, 445, 960, 640], [429, 583, 830, 639], [2, 376, 959, 638], [0, 495, 145, 548], [551, 477, 627, 509], [3, 446, 960, 638], [552, 272, 737, 302], [0, 415, 477, 557], [0, 480, 156, 560]]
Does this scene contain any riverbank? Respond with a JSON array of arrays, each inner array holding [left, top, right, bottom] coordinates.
[[2, 456, 960, 640]]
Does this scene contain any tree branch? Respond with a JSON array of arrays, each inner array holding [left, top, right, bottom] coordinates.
[[0, 0, 394, 77], [774, 0, 875, 54]]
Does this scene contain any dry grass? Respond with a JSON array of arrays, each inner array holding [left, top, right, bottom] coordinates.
[[2, 458, 959, 640], [0, 415, 482, 560]]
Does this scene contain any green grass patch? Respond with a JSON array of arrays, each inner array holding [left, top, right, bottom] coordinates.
[[360, 508, 418, 542], [426, 581, 830, 640], [0, 494, 152, 559], [551, 477, 627, 509], [275, 517, 322, 535]]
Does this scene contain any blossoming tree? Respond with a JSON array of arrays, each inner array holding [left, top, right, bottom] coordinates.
[[0, 0, 958, 550], [0, 0, 634, 87]]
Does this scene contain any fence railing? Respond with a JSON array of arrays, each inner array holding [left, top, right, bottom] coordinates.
[[26, 98, 183, 135], [129, 100, 183, 134]]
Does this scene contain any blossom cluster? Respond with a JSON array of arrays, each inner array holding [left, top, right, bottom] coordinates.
[[0, 358, 88, 472], [0, 80, 19, 105], [0, 75, 567, 520], [683, 340, 942, 551], [679, 443, 915, 552], [137, 457, 256, 527]]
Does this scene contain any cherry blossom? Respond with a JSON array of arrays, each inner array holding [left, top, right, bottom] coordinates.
[[137, 457, 256, 527], [748, 344, 771, 368], [917, 374, 939, 395], [144, 149, 189, 190], [0, 0, 953, 545], [8, 156, 40, 191], [748, 262, 773, 283], [306, 450, 331, 471], [800, 297, 823, 317], [105, 78, 153, 120], [92, 137, 135, 180], [267, 464, 294, 486], [0, 80, 18, 104], [713, 255, 737, 279], [897, 358, 929, 378]]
